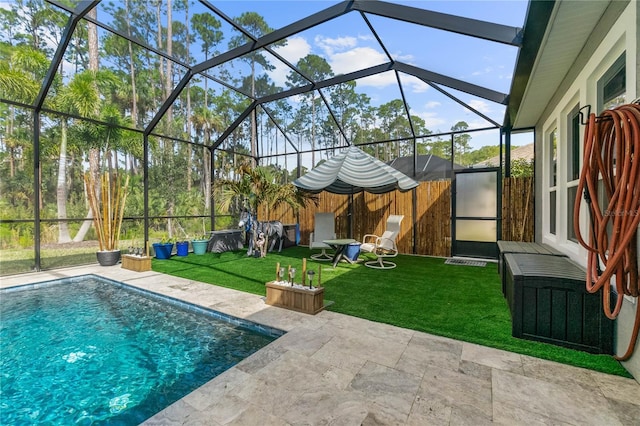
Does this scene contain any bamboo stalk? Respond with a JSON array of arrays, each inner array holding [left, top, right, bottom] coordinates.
[[114, 174, 130, 250], [302, 258, 306, 285], [102, 173, 110, 249], [84, 171, 129, 252]]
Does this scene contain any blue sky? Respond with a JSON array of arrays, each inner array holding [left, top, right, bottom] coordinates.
[[204, 1, 531, 149], [2, 0, 533, 150]]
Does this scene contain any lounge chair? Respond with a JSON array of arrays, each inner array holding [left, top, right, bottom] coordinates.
[[360, 215, 404, 269], [310, 212, 336, 261]]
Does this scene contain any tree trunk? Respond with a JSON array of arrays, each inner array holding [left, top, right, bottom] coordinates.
[[156, 1, 165, 119], [204, 145, 211, 210], [56, 120, 71, 243], [185, 2, 192, 192], [75, 8, 102, 245], [87, 7, 101, 200], [125, 0, 138, 128], [165, 0, 173, 123], [73, 209, 93, 243]]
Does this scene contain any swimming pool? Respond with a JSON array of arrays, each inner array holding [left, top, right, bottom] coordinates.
[[0, 275, 283, 424]]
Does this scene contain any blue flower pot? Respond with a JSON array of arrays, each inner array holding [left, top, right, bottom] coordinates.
[[153, 242, 174, 259], [176, 241, 189, 256]]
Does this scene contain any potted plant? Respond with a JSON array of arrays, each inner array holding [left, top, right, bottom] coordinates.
[[191, 234, 209, 255], [84, 171, 130, 266], [176, 240, 189, 256], [152, 237, 175, 260]]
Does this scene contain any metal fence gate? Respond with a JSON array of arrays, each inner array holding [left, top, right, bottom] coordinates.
[[452, 168, 501, 259]]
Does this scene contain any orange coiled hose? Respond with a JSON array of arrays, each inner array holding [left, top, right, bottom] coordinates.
[[574, 103, 640, 361]]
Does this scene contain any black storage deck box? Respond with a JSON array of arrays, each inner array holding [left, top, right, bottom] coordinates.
[[207, 230, 244, 253], [282, 224, 298, 248], [504, 253, 613, 354], [497, 241, 567, 295]]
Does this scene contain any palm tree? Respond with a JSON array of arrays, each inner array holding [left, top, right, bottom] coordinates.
[[0, 45, 48, 180], [192, 106, 224, 210], [55, 69, 125, 243], [215, 164, 317, 248], [55, 71, 100, 242], [0, 45, 46, 102]]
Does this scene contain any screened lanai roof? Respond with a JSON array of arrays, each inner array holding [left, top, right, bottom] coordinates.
[[6, 0, 538, 161]]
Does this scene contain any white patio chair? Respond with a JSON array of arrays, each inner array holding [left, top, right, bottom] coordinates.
[[360, 215, 404, 269], [310, 212, 336, 261]]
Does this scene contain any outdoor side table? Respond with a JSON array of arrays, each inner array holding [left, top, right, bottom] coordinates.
[[323, 238, 358, 268]]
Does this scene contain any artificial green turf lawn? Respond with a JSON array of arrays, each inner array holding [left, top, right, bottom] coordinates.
[[152, 246, 630, 377]]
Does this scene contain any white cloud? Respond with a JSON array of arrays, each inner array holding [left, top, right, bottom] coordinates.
[[417, 111, 446, 128], [391, 52, 414, 63], [408, 78, 429, 93], [466, 118, 495, 128], [424, 101, 441, 109], [472, 66, 494, 76], [351, 72, 396, 89], [268, 36, 311, 87], [398, 74, 428, 93], [287, 94, 304, 106], [329, 46, 388, 79], [466, 99, 492, 114], [315, 35, 358, 56]]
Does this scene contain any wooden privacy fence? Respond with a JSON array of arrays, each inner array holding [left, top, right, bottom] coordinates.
[[260, 177, 533, 258], [501, 176, 534, 242]]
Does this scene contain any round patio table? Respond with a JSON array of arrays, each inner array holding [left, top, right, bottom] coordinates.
[[323, 238, 358, 268]]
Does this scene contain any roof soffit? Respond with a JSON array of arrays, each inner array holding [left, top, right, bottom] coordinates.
[[512, 1, 613, 128]]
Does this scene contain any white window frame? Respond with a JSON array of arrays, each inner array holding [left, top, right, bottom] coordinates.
[[546, 126, 558, 237], [566, 104, 581, 243]]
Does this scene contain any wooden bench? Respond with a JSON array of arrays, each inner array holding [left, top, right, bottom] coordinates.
[[504, 253, 613, 354]]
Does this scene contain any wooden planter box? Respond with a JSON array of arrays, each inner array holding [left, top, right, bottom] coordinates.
[[265, 281, 324, 315], [121, 254, 152, 272]]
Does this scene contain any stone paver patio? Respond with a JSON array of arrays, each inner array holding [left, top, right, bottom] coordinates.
[[2, 265, 639, 425]]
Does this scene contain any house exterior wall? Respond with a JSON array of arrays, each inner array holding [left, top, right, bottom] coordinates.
[[533, 0, 639, 380]]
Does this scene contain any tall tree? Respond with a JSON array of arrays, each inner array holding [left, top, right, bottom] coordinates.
[[55, 71, 100, 242], [191, 12, 222, 108], [286, 54, 333, 166], [451, 121, 472, 165], [228, 12, 275, 161], [377, 99, 410, 161], [192, 107, 223, 210], [329, 82, 368, 144], [125, 0, 139, 129], [164, 0, 173, 124], [0, 45, 48, 178]]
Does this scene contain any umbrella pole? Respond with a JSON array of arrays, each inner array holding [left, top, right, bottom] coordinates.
[[348, 192, 354, 239]]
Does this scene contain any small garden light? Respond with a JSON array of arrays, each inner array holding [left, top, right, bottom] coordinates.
[[289, 267, 296, 286], [307, 270, 315, 289]]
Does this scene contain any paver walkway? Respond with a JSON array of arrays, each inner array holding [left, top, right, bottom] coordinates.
[[2, 265, 639, 425]]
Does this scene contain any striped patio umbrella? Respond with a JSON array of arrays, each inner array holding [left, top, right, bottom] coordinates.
[[292, 146, 419, 194]]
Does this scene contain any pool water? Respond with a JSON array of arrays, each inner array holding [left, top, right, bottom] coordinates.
[[0, 276, 281, 425]]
